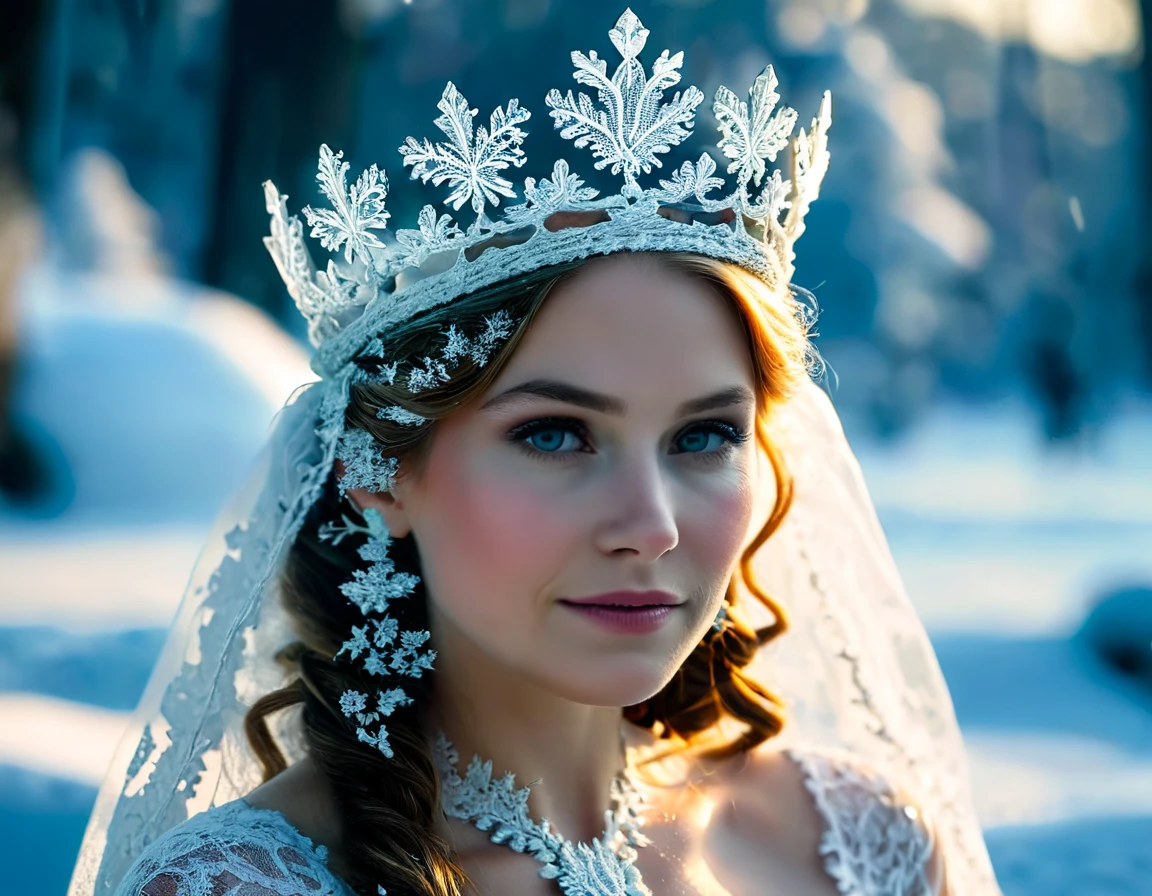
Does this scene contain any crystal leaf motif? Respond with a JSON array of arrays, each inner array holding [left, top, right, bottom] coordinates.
[[393, 204, 463, 270], [302, 144, 391, 264], [546, 8, 704, 198], [339, 686, 413, 759], [773, 90, 832, 262], [549, 838, 648, 896], [714, 66, 798, 193], [790, 92, 833, 218], [400, 81, 531, 230], [263, 180, 368, 346], [746, 168, 792, 223], [650, 152, 726, 207], [504, 160, 600, 225]]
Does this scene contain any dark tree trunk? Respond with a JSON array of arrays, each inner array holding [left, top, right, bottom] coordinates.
[[200, 0, 359, 321], [1136, 0, 1152, 385]]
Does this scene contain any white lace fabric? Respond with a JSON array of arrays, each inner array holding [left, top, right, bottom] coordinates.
[[113, 800, 353, 896], [113, 749, 939, 896], [788, 750, 941, 896]]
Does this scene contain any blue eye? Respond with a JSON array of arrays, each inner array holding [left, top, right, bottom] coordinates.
[[672, 422, 750, 463], [677, 429, 732, 453], [507, 418, 591, 458], [524, 424, 586, 454], [506, 417, 749, 463]]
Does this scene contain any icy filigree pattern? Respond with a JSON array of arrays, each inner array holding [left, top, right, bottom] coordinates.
[[303, 144, 391, 264], [393, 203, 463, 270], [545, 8, 703, 198], [320, 508, 432, 759], [113, 799, 354, 896], [360, 308, 517, 428], [338, 686, 413, 758], [263, 181, 372, 347], [434, 733, 651, 896], [505, 160, 600, 224], [377, 406, 427, 426], [400, 82, 530, 230], [714, 66, 798, 206], [790, 751, 940, 896], [328, 312, 519, 756], [650, 152, 726, 207], [334, 428, 399, 496], [404, 309, 516, 391]]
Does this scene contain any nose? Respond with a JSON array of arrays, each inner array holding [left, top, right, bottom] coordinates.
[[593, 455, 679, 561]]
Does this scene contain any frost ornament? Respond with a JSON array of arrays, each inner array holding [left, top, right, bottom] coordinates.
[[544, 10, 704, 199], [320, 508, 433, 759], [400, 82, 531, 234], [261, 6, 832, 379], [335, 428, 399, 496]]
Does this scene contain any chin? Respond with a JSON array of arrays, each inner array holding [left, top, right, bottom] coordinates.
[[535, 654, 683, 708]]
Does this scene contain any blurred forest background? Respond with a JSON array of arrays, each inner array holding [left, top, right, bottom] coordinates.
[[1, 1, 1151, 894], [5, 0, 1152, 438]]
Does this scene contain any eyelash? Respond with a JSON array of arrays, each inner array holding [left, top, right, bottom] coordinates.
[[506, 416, 751, 465]]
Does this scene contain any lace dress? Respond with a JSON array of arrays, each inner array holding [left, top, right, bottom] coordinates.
[[114, 801, 354, 896], [113, 750, 940, 896]]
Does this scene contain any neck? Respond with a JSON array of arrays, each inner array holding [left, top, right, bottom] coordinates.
[[425, 611, 627, 846]]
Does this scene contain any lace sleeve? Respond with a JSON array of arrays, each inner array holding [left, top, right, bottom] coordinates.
[[113, 800, 354, 896], [788, 750, 946, 896]]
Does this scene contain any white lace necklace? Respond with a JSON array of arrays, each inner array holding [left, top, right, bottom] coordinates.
[[432, 732, 653, 896]]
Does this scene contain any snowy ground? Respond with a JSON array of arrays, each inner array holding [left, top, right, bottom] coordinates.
[[1, 266, 1150, 894]]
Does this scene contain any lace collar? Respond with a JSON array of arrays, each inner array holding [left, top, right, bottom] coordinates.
[[433, 732, 653, 896]]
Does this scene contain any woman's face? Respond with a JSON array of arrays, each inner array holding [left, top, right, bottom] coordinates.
[[368, 254, 760, 707]]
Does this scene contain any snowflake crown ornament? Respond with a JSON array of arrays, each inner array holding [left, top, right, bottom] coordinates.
[[263, 7, 832, 379]]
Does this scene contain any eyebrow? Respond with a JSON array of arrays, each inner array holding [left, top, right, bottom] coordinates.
[[479, 379, 754, 418]]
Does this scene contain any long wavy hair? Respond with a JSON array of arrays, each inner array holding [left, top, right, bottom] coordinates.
[[245, 251, 820, 895]]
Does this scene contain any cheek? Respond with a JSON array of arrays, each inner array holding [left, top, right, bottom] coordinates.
[[416, 447, 575, 622], [680, 472, 756, 576]]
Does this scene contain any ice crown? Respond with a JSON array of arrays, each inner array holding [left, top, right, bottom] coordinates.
[[262, 8, 832, 373]]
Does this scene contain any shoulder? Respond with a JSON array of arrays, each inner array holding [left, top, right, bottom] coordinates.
[[716, 745, 948, 896], [244, 756, 346, 860], [114, 794, 351, 896]]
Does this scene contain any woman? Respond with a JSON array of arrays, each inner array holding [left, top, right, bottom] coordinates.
[[70, 10, 1001, 895]]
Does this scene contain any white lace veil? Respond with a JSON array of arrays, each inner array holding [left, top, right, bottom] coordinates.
[[66, 350, 1002, 895]]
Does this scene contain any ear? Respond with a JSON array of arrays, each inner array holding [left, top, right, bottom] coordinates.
[[335, 459, 414, 539], [349, 487, 412, 539]]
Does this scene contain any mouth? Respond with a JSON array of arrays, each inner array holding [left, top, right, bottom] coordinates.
[[558, 591, 683, 634], [560, 590, 683, 608]]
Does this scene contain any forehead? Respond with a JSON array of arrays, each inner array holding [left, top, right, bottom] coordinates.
[[487, 255, 754, 397]]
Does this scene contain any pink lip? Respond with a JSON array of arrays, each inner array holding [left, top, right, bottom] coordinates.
[[562, 590, 682, 607], [559, 591, 683, 635]]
